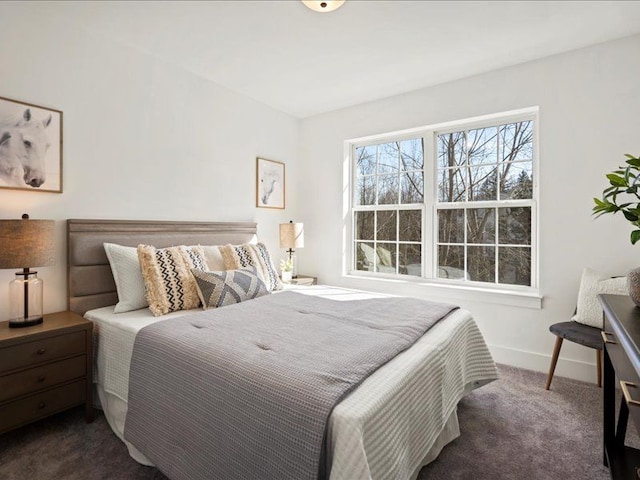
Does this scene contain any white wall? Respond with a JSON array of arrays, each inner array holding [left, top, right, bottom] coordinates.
[[297, 34, 640, 383], [0, 7, 300, 320]]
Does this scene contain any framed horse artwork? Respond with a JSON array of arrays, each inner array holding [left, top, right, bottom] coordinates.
[[256, 157, 285, 209], [0, 95, 62, 193]]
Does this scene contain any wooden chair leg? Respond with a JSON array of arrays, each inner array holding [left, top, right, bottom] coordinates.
[[597, 349, 603, 388], [546, 336, 563, 390]]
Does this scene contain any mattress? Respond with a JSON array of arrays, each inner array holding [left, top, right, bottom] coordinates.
[[86, 285, 497, 480]]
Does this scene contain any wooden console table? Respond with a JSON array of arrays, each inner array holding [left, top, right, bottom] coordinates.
[[599, 294, 640, 479]]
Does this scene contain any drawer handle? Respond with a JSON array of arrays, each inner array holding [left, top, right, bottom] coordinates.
[[621, 381, 640, 407], [38, 402, 46, 410], [37, 348, 46, 355], [37, 375, 46, 383], [601, 331, 617, 344]]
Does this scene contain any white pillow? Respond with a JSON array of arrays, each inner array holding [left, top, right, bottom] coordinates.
[[201, 245, 226, 271], [572, 267, 627, 328], [104, 243, 148, 313]]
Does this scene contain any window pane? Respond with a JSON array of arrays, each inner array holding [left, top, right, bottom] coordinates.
[[378, 174, 399, 204], [438, 245, 465, 279], [376, 211, 397, 241], [467, 208, 495, 244], [355, 175, 375, 206], [467, 246, 495, 282], [438, 209, 464, 243], [498, 207, 531, 245], [378, 142, 400, 174], [438, 132, 465, 168], [400, 139, 424, 171], [501, 121, 533, 162], [355, 211, 375, 241], [376, 243, 396, 274], [356, 145, 377, 176], [500, 161, 533, 200], [355, 242, 376, 272], [438, 168, 465, 203], [399, 244, 421, 277], [401, 171, 424, 203], [468, 126, 498, 165], [399, 210, 421, 242], [498, 246, 531, 286], [468, 165, 497, 201]]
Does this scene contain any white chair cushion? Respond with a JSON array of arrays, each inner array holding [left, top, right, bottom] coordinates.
[[572, 267, 627, 329]]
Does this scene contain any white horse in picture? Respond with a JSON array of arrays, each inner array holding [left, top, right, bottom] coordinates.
[[0, 108, 52, 188], [258, 159, 284, 207]]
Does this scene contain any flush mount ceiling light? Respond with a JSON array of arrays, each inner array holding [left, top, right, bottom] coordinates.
[[302, 0, 346, 13]]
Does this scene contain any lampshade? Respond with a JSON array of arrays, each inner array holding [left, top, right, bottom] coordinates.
[[279, 222, 304, 250], [0, 217, 55, 269], [302, 0, 345, 13]]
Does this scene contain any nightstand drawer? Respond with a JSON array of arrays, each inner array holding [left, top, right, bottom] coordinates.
[[0, 331, 85, 373], [604, 318, 640, 430], [0, 380, 86, 433], [0, 356, 86, 402]]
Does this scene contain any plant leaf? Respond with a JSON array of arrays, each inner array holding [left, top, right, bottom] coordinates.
[[631, 230, 640, 245], [607, 173, 627, 187], [627, 157, 640, 167]]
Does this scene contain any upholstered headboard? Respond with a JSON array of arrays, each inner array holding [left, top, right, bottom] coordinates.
[[67, 219, 257, 315]]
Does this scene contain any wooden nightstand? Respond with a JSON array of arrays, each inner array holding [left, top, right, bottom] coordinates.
[[0, 311, 93, 434], [287, 275, 317, 286]]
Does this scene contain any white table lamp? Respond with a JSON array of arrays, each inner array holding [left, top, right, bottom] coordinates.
[[279, 221, 304, 278]]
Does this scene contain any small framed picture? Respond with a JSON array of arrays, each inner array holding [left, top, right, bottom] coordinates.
[[0, 95, 63, 193], [256, 157, 285, 209]]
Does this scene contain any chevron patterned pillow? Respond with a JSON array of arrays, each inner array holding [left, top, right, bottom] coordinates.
[[218, 242, 282, 292], [191, 267, 269, 309], [138, 244, 208, 316]]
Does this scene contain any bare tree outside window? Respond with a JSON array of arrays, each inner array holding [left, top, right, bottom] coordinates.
[[436, 121, 533, 286], [352, 115, 536, 288]]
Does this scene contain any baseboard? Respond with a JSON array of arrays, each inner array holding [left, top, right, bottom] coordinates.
[[488, 344, 599, 385]]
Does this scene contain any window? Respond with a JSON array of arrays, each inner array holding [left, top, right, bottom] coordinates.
[[354, 139, 424, 276], [350, 111, 537, 290]]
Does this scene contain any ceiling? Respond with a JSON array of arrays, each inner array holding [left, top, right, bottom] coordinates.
[[38, 1, 640, 118]]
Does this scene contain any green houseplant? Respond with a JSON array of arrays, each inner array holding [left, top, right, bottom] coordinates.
[[593, 153, 640, 305], [593, 154, 640, 244]]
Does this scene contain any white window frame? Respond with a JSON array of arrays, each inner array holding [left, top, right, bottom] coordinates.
[[346, 107, 539, 295]]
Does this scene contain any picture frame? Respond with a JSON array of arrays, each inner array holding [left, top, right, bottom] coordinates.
[[0, 95, 63, 193], [256, 157, 285, 209]]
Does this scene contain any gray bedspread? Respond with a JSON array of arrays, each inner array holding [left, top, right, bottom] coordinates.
[[123, 291, 458, 480]]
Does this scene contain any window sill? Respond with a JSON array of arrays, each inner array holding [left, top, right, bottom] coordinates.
[[341, 273, 543, 309]]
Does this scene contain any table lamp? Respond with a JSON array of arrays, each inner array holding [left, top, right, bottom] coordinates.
[[279, 220, 304, 278], [0, 214, 55, 328]]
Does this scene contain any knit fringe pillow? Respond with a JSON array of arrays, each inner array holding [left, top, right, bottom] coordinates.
[[218, 242, 282, 292], [137, 244, 208, 316]]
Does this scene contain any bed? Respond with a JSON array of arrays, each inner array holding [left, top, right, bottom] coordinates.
[[67, 219, 498, 480]]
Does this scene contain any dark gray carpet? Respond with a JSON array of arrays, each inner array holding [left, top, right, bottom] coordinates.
[[0, 365, 626, 479]]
